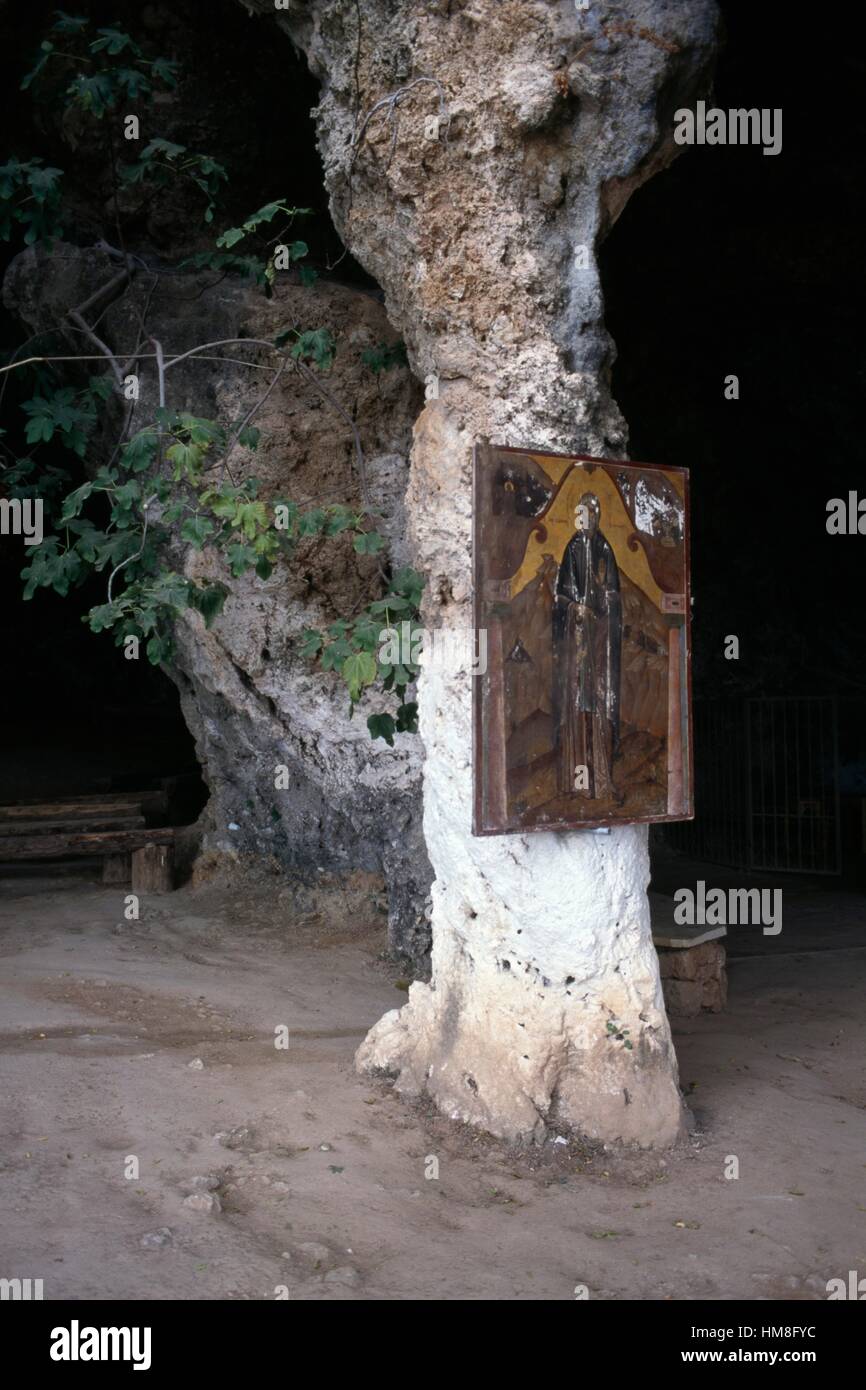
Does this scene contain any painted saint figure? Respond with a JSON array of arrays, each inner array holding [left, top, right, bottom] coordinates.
[[552, 492, 622, 801]]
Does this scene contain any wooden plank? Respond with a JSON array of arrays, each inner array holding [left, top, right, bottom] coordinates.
[[132, 843, 173, 893], [0, 803, 146, 822], [0, 815, 146, 838], [3, 790, 163, 805], [0, 827, 174, 862], [0, 792, 167, 820]]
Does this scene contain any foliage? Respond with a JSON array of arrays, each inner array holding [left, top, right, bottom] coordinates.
[[183, 200, 316, 289], [0, 14, 422, 738], [300, 565, 424, 741], [22, 13, 180, 106], [16, 14, 218, 220], [0, 157, 64, 245], [606, 1021, 633, 1050], [362, 340, 408, 374], [120, 139, 227, 225], [16, 399, 413, 690], [288, 327, 336, 371]]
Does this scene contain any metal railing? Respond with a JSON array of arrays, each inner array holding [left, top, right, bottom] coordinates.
[[664, 696, 840, 874]]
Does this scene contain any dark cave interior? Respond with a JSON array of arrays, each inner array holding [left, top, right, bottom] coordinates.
[[600, 0, 865, 879], [602, 0, 865, 703], [0, 0, 863, 877]]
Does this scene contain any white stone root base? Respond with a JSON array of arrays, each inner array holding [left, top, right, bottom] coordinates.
[[357, 633, 686, 1148], [357, 844, 686, 1146]]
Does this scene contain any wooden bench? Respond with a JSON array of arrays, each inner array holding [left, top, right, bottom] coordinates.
[[0, 793, 175, 891], [0, 790, 167, 821]]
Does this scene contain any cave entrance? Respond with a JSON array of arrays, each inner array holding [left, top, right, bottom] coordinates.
[[599, 0, 866, 984]]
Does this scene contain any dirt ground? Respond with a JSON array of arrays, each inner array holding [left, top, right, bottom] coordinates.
[[1, 870, 864, 1302]]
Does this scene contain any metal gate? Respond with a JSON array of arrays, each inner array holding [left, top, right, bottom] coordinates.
[[747, 697, 840, 874], [665, 696, 840, 874]]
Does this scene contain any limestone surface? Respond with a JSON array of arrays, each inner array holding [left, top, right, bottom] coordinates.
[[251, 0, 720, 1144]]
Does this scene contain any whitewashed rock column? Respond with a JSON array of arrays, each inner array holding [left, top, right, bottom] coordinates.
[[263, 0, 719, 1143]]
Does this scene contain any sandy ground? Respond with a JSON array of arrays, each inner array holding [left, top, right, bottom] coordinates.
[[1, 871, 864, 1302]]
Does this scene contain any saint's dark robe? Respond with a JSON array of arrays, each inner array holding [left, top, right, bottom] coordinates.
[[552, 528, 622, 800]]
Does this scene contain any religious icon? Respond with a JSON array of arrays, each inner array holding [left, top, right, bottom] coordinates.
[[472, 444, 693, 834], [553, 490, 623, 804]]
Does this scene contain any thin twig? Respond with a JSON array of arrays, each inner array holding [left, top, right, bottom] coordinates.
[[4, 334, 375, 523], [184, 355, 276, 371], [218, 354, 291, 481], [120, 272, 159, 379], [65, 263, 134, 388], [0, 330, 63, 411], [164, 338, 280, 371], [72, 268, 130, 317], [94, 239, 151, 271], [150, 339, 166, 410], [0, 349, 280, 378], [106, 274, 160, 462], [105, 397, 138, 472], [66, 310, 124, 386], [352, 76, 450, 172], [107, 492, 159, 604]]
